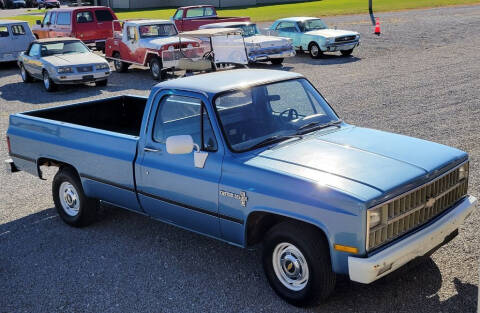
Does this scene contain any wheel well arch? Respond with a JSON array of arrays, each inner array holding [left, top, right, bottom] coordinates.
[[145, 52, 160, 66], [308, 41, 319, 50], [245, 210, 330, 247], [36, 157, 80, 180]]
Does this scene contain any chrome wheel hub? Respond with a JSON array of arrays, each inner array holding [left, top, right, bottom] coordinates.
[[272, 242, 309, 291], [59, 182, 80, 217], [43, 73, 50, 89], [151, 62, 160, 76], [311, 45, 319, 56], [21, 66, 26, 80], [114, 60, 121, 69]]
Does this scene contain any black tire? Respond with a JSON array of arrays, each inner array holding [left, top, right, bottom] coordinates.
[[262, 222, 336, 306], [309, 42, 323, 59], [95, 79, 108, 87], [42, 70, 56, 92], [149, 57, 164, 80], [271, 58, 284, 65], [113, 52, 129, 73], [52, 167, 98, 227], [20, 64, 33, 83], [341, 48, 354, 56]]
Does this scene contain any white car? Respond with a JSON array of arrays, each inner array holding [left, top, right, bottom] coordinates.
[[200, 21, 295, 65], [18, 37, 111, 92]]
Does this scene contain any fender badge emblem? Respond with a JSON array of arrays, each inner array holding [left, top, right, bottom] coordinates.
[[220, 190, 248, 207]]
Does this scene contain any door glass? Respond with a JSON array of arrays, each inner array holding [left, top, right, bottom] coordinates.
[[0, 26, 9, 37], [276, 21, 297, 32], [76, 11, 93, 23], [11, 25, 26, 35], [173, 9, 183, 20], [153, 95, 217, 151], [29, 44, 41, 57], [56, 12, 71, 25], [43, 12, 51, 25], [186, 8, 204, 18], [95, 10, 114, 22], [127, 26, 137, 41], [204, 7, 214, 16], [50, 12, 57, 25]]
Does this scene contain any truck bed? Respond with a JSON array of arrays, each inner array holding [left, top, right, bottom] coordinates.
[[25, 95, 147, 137]]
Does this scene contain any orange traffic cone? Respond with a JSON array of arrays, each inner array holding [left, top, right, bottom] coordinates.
[[374, 18, 381, 35]]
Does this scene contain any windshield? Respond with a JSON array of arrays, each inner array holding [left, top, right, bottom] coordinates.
[[40, 41, 89, 56], [239, 24, 259, 37], [139, 24, 178, 38], [298, 19, 328, 32], [214, 78, 340, 152]]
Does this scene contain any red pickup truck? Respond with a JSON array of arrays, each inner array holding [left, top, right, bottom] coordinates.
[[32, 6, 117, 51], [172, 5, 250, 32]]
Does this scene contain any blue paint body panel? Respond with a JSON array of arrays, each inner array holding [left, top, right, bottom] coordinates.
[[6, 69, 469, 275]]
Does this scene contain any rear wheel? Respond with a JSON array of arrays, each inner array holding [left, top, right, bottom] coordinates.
[[262, 222, 336, 306], [113, 52, 129, 73], [42, 70, 56, 92], [149, 57, 164, 80], [341, 48, 354, 56], [20, 64, 33, 83], [271, 58, 284, 65], [309, 42, 322, 59], [52, 167, 98, 227]]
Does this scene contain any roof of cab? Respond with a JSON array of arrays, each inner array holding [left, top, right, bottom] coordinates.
[[275, 17, 319, 22], [46, 5, 110, 12], [178, 5, 215, 9], [0, 19, 29, 25], [34, 37, 80, 43], [123, 19, 172, 26], [155, 69, 303, 95], [200, 21, 253, 29]]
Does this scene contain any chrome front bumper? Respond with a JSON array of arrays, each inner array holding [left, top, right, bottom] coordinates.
[[348, 195, 477, 284], [248, 47, 296, 62], [52, 71, 110, 84], [324, 41, 359, 52]]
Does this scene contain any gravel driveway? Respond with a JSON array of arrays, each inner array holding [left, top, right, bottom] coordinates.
[[0, 5, 479, 313]]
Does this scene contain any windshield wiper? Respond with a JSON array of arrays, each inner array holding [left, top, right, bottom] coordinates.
[[249, 135, 302, 151], [296, 119, 343, 135]]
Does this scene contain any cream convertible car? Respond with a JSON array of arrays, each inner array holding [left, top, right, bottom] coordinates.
[[18, 38, 111, 92]]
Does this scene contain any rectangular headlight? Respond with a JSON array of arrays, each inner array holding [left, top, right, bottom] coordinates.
[[95, 63, 110, 70], [57, 67, 73, 73], [367, 205, 386, 229], [458, 162, 469, 180]]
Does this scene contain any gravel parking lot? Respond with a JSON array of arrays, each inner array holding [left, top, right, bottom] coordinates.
[[1, 5, 479, 313]]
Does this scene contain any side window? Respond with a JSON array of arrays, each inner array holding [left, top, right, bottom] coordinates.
[[11, 24, 26, 36], [29, 44, 41, 57], [0, 26, 9, 37], [43, 11, 51, 25], [186, 8, 205, 18], [95, 10, 114, 22], [276, 21, 297, 32], [56, 12, 71, 26], [50, 12, 57, 25], [204, 7, 215, 16], [153, 95, 217, 151], [266, 80, 316, 116], [76, 11, 93, 23], [173, 9, 183, 20], [127, 26, 137, 41]]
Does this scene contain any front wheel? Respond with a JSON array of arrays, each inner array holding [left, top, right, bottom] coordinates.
[[309, 42, 323, 59], [20, 64, 33, 83], [113, 52, 129, 73], [52, 167, 98, 227], [43, 70, 56, 92], [149, 57, 164, 80], [341, 48, 354, 56], [270, 58, 284, 65], [262, 222, 336, 306]]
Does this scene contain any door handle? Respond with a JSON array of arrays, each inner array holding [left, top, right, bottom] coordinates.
[[144, 147, 160, 152]]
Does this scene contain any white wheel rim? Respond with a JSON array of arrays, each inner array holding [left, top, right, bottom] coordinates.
[[311, 45, 319, 56], [59, 182, 80, 217], [114, 59, 122, 70], [272, 242, 309, 291], [151, 61, 160, 77], [43, 72, 50, 89]]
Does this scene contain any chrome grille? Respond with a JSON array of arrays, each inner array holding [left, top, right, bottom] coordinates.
[[77, 66, 93, 73], [366, 162, 469, 251], [335, 35, 356, 43]]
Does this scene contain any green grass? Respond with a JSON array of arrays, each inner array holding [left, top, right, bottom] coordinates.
[[4, 0, 480, 25]]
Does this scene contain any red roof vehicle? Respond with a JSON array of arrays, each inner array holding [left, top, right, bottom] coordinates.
[[172, 5, 250, 32], [32, 6, 117, 51]]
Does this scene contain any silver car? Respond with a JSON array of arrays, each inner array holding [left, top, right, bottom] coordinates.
[[18, 37, 111, 92]]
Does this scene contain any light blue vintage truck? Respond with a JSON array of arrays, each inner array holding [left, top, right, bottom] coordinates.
[[5, 69, 476, 306]]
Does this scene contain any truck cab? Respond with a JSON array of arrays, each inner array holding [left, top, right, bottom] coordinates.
[[172, 5, 250, 32], [105, 19, 201, 80]]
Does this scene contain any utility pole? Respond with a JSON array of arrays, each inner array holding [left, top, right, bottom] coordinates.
[[369, 0, 375, 25]]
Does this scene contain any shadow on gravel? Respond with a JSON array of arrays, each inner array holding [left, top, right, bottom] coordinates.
[[0, 205, 477, 312], [289, 51, 362, 65]]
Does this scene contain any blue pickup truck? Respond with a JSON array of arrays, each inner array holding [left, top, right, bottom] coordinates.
[[5, 69, 476, 306]]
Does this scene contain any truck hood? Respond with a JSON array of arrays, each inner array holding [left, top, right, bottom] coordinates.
[[140, 36, 197, 50], [43, 52, 107, 66], [249, 126, 466, 200], [244, 35, 291, 47], [305, 29, 358, 38]]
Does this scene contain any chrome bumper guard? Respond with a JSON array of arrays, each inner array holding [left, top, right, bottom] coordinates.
[[348, 195, 477, 284], [5, 158, 19, 174]]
